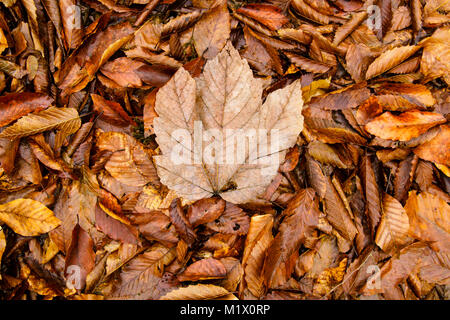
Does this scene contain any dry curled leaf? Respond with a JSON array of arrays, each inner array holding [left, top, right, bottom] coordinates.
[[263, 189, 320, 288]]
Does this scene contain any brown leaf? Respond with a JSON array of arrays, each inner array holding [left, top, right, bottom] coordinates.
[[64, 224, 95, 291], [206, 201, 249, 235], [91, 94, 136, 127], [170, 198, 196, 245], [414, 124, 450, 167], [0, 92, 53, 127], [55, 20, 134, 96], [359, 154, 382, 237], [160, 284, 233, 300], [420, 27, 450, 84], [187, 197, 225, 227], [308, 84, 370, 111], [96, 131, 160, 188], [263, 189, 320, 288], [374, 83, 436, 110], [405, 191, 450, 253], [193, 0, 230, 59], [0, 107, 81, 140], [95, 204, 138, 244], [241, 214, 273, 298], [236, 4, 289, 31], [333, 11, 367, 45], [177, 257, 227, 281], [375, 193, 411, 254], [153, 42, 303, 203], [291, 0, 330, 25], [365, 110, 446, 141], [134, 210, 179, 247], [284, 52, 331, 74], [110, 244, 177, 299]]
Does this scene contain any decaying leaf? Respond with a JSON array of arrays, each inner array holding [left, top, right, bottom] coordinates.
[[153, 42, 303, 204], [0, 199, 60, 236], [365, 110, 446, 141]]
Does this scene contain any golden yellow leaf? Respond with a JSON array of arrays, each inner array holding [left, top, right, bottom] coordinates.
[[313, 258, 347, 296], [0, 199, 61, 236], [0, 107, 81, 140]]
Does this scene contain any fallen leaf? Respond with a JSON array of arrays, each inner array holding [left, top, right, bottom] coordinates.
[[177, 257, 227, 281], [365, 110, 446, 141], [0, 92, 53, 127], [65, 224, 95, 291], [366, 45, 420, 79], [0, 107, 81, 140], [193, 0, 230, 59], [0, 199, 61, 236], [153, 42, 303, 203], [160, 284, 232, 300], [236, 4, 289, 31], [263, 189, 320, 288], [375, 193, 411, 254]]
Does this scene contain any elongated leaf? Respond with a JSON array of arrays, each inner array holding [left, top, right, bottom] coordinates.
[[0, 107, 81, 140], [153, 42, 304, 204], [365, 110, 446, 141], [0, 199, 60, 236], [160, 284, 231, 300]]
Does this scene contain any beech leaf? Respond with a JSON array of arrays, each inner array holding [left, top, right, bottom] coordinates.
[[0, 199, 61, 236]]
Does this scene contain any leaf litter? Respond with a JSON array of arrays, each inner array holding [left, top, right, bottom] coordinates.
[[0, 0, 449, 301]]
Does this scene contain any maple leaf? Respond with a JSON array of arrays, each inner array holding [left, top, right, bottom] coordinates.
[[153, 42, 304, 204]]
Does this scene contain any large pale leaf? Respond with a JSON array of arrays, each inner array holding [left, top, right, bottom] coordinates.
[[153, 42, 304, 204], [0, 199, 61, 236], [0, 107, 81, 140]]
